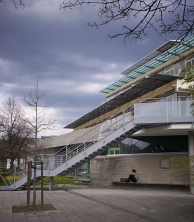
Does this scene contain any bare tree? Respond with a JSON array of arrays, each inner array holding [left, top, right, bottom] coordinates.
[[23, 79, 57, 205], [60, 0, 194, 42], [0, 0, 25, 8], [3, 1, 193, 41], [0, 96, 32, 170], [0, 125, 7, 169]]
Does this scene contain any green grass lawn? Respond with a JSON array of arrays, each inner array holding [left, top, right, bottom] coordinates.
[[0, 174, 90, 186], [0, 175, 75, 186], [36, 176, 75, 185]]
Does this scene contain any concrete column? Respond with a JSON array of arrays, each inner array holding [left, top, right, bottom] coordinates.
[[188, 131, 194, 195], [49, 176, 54, 191]]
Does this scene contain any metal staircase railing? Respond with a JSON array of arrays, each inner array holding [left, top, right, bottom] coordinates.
[[0, 101, 139, 190], [38, 102, 137, 174], [0, 164, 34, 190]]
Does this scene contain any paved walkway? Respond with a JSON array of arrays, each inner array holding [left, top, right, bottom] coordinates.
[[0, 188, 194, 222]]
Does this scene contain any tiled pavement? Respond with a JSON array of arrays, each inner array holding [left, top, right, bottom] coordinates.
[[0, 188, 194, 222]]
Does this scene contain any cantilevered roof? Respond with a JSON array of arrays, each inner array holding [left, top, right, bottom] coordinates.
[[121, 40, 180, 76], [100, 36, 194, 94], [65, 74, 183, 129]]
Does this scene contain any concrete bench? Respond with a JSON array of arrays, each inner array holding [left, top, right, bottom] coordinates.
[[112, 181, 189, 191]]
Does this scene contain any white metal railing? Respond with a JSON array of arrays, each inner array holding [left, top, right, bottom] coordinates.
[[38, 103, 135, 171], [0, 163, 31, 189], [134, 96, 194, 124], [0, 101, 136, 189]]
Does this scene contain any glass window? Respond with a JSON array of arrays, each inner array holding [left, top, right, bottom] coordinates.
[[164, 65, 174, 76], [185, 55, 194, 70], [186, 55, 194, 62], [174, 61, 184, 76]]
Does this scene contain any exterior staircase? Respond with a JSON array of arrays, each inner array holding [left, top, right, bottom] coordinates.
[[0, 102, 141, 190]]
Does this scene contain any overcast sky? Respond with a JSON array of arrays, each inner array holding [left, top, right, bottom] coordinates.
[[0, 0, 181, 136]]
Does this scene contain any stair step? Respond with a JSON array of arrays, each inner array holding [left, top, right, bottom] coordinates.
[[115, 137, 122, 141], [75, 162, 82, 167], [88, 153, 98, 158], [120, 134, 126, 139], [20, 184, 27, 188], [76, 160, 83, 165], [68, 166, 76, 170], [59, 170, 69, 175], [111, 140, 116, 143], [88, 155, 95, 158], [97, 148, 103, 152], [106, 143, 112, 146]]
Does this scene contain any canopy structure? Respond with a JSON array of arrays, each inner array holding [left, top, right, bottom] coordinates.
[[121, 40, 180, 76], [64, 74, 183, 129], [100, 36, 194, 94]]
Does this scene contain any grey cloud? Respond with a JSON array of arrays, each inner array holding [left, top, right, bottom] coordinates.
[[0, 0, 175, 135]]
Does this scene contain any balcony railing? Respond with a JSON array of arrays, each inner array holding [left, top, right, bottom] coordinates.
[[134, 97, 194, 124]]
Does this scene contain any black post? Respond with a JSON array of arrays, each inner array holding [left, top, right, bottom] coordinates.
[[27, 161, 30, 209], [27, 161, 32, 209], [41, 161, 43, 207]]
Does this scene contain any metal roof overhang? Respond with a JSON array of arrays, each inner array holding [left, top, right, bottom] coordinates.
[[64, 74, 183, 129], [100, 36, 194, 94], [121, 40, 180, 76]]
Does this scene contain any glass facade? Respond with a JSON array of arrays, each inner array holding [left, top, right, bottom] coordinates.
[[159, 54, 194, 77], [101, 36, 194, 94], [186, 55, 194, 69], [118, 135, 188, 154], [164, 65, 174, 76]]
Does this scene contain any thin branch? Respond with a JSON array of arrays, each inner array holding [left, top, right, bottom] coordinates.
[[60, 0, 194, 42]]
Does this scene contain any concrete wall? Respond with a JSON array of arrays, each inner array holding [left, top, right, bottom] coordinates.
[[90, 153, 189, 187]]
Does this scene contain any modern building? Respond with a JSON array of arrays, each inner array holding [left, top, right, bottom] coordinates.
[[63, 36, 194, 193], [1, 36, 194, 194]]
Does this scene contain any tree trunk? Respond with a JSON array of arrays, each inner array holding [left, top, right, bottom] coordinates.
[[17, 155, 20, 166], [10, 158, 14, 170], [33, 155, 37, 206], [33, 106, 38, 206]]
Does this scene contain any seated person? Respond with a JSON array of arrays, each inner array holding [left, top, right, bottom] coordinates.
[[127, 169, 138, 183]]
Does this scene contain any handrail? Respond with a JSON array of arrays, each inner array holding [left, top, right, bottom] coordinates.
[[57, 102, 135, 155], [0, 99, 135, 188], [0, 163, 30, 189], [38, 101, 136, 170], [137, 95, 193, 103]]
